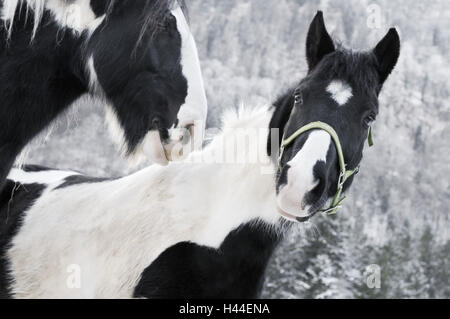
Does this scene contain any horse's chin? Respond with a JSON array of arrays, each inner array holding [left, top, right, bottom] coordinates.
[[163, 125, 192, 161], [276, 202, 314, 223], [277, 206, 297, 222], [142, 131, 169, 166], [277, 206, 300, 222], [141, 124, 201, 165]]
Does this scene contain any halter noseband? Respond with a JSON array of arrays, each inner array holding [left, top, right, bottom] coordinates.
[[278, 121, 373, 216]]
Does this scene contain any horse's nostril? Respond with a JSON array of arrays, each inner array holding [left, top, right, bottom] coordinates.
[[300, 199, 307, 210], [302, 175, 327, 210], [159, 128, 170, 141], [181, 128, 191, 144]]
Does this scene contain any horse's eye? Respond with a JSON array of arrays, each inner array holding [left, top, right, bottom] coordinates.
[[294, 91, 303, 105], [364, 113, 376, 127], [156, 14, 175, 31], [156, 21, 169, 30], [164, 13, 176, 25]]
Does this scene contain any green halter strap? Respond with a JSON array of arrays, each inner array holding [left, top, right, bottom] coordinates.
[[278, 121, 373, 216]]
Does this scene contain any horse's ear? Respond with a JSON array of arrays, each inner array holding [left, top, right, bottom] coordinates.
[[306, 11, 335, 71], [373, 28, 400, 86]]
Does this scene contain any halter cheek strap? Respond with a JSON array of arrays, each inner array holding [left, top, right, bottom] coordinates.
[[278, 121, 373, 216], [368, 126, 374, 147]]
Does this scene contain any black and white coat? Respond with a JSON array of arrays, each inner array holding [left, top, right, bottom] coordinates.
[[0, 107, 284, 299]]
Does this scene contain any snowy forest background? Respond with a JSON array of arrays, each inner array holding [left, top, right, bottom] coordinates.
[[24, 0, 449, 298]]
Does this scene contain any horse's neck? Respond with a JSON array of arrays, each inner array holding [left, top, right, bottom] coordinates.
[[131, 107, 285, 298], [0, 1, 90, 191], [119, 107, 281, 249]]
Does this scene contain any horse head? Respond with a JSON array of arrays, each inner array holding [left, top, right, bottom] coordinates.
[[86, 0, 207, 165], [270, 11, 400, 222]]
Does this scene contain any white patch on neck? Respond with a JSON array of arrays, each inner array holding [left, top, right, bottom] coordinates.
[[326, 80, 353, 106], [171, 6, 208, 136], [277, 130, 331, 218], [86, 55, 100, 93], [86, 56, 127, 161], [104, 105, 127, 155]]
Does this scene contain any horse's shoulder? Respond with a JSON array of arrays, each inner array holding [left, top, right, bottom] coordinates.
[[0, 167, 53, 225], [0, 178, 47, 298], [0, 179, 46, 221]]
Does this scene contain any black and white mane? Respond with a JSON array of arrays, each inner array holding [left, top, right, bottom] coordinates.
[[0, 0, 208, 191], [2, 0, 183, 38]]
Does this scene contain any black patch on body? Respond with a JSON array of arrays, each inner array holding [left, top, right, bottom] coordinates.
[[0, 180, 46, 299], [10, 165, 109, 189], [133, 223, 282, 299], [19, 165, 54, 173], [56, 175, 111, 189], [15, 165, 110, 189]]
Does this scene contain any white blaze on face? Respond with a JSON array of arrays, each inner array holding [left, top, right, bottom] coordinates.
[[277, 130, 331, 220], [169, 6, 208, 149], [326, 80, 353, 106]]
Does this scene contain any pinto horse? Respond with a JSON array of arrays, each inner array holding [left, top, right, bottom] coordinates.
[[0, 12, 399, 298], [0, 0, 208, 191]]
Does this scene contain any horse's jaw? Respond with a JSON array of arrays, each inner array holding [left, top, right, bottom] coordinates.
[[142, 131, 169, 166]]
